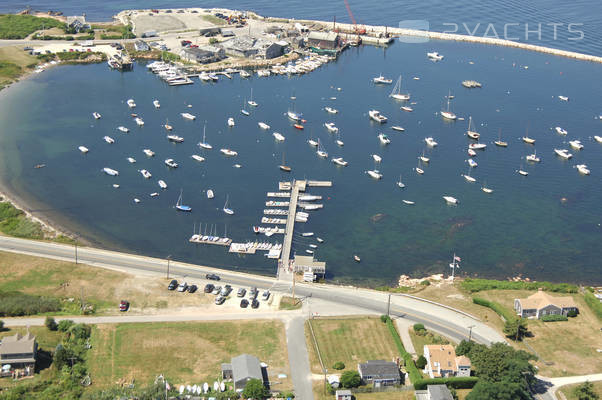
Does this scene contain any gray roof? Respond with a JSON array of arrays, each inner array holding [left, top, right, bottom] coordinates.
[[0, 333, 36, 363], [427, 384, 454, 400], [308, 31, 339, 42], [358, 360, 400, 379], [231, 354, 262, 382], [335, 389, 352, 395]]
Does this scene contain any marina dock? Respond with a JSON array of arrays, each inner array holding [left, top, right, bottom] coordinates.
[[189, 234, 232, 246], [278, 180, 304, 278]]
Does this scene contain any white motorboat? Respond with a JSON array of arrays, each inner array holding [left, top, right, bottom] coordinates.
[[302, 232, 314, 237], [258, 122, 270, 130], [316, 237, 324, 243], [191, 155, 205, 162], [316, 139, 328, 158], [220, 148, 238, 156], [273, 132, 285, 141], [369, 110, 388, 123], [127, 157, 136, 163], [165, 158, 178, 168], [569, 140, 584, 150], [467, 158, 478, 168], [239, 70, 250, 78], [78, 146, 89, 153], [594, 135, 602, 143], [198, 124, 212, 149], [207, 189, 214, 199], [402, 199, 415, 205], [117, 126, 129, 133], [463, 167, 476, 182], [555, 126, 567, 135], [308, 138, 318, 147], [366, 169, 383, 179], [554, 148, 572, 159], [112, 184, 120, 188], [469, 143, 487, 150], [143, 149, 155, 157], [526, 150, 541, 162], [158, 180, 167, 189], [575, 164, 590, 175], [425, 137, 438, 147], [415, 165, 424, 174], [127, 99, 136, 108], [102, 167, 119, 176], [523, 135, 536, 144], [140, 169, 152, 179], [164, 119, 173, 131], [153, 100, 160, 108], [466, 116, 480, 139], [378, 133, 391, 145], [135, 117, 144, 126], [103, 136, 115, 144], [427, 51, 444, 60], [325, 107, 338, 114], [181, 112, 196, 120], [92, 112, 101, 119], [336, 137, 344, 146], [287, 110, 303, 121], [167, 135, 184, 143], [373, 74, 392, 84], [392, 126, 405, 132], [558, 95, 569, 101], [468, 148, 477, 157], [332, 157, 348, 166], [134, 198, 141, 203], [324, 122, 339, 133], [305, 249, 314, 255], [401, 106, 413, 112], [518, 169, 529, 176], [482, 185, 493, 194], [223, 195, 234, 215], [150, 192, 158, 197], [389, 75, 410, 101], [441, 91, 456, 120], [419, 152, 430, 163], [443, 196, 458, 204], [372, 154, 382, 163]]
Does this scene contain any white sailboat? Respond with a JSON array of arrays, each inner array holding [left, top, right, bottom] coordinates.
[[248, 88, 258, 107], [526, 150, 540, 163], [175, 189, 192, 212], [198, 124, 212, 149], [466, 116, 480, 139], [223, 195, 234, 215], [415, 159, 424, 175], [316, 139, 328, 158], [389, 75, 410, 101], [462, 167, 476, 182], [397, 174, 405, 188], [441, 90, 456, 120], [273, 132, 285, 141]]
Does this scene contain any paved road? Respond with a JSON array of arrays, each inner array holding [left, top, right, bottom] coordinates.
[[286, 316, 313, 400], [534, 373, 602, 400]]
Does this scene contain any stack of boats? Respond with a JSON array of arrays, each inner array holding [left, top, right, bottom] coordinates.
[[146, 61, 193, 85]]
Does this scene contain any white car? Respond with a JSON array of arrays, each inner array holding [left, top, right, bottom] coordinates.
[[261, 290, 270, 301], [177, 282, 188, 292]]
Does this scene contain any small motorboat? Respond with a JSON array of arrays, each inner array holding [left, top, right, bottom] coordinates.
[[467, 158, 478, 168], [240, 109, 250, 116], [302, 232, 314, 237], [332, 157, 348, 166], [220, 148, 238, 156], [153, 99, 160, 108], [443, 196, 458, 205], [401, 106, 413, 112], [391, 126, 405, 132], [258, 122, 270, 130], [325, 107, 338, 114], [102, 167, 119, 176], [135, 117, 144, 126], [143, 149, 155, 157], [369, 110, 388, 123], [402, 199, 415, 205], [415, 167, 424, 175], [273, 132, 286, 141], [308, 139, 318, 147], [305, 249, 314, 255], [482, 186, 493, 194], [164, 158, 179, 168], [103, 136, 115, 144], [354, 255, 361, 262], [181, 112, 196, 120], [127, 99, 136, 108], [139, 169, 152, 179], [575, 164, 590, 175], [372, 154, 382, 163], [425, 137, 438, 147], [378, 133, 391, 145], [207, 189, 214, 199], [78, 146, 89, 153], [373, 75, 392, 84], [594, 135, 602, 143], [191, 155, 205, 162], [150, 192, 159, 197], [167, 135, 184, 143], [294, 124, 304, 130], [569, 140, 584, 150], [468, 148, 477, 157], [518, 169, 529, 176], [469, 143, 487, 150], [555, 126, 568, 135], [316, 237, 324, 243], [158, 180, 167, 189], [427, 51, 444, 60], [134, 198, 141, 203], [117, 126, 129, 133], [558, 95, 569, 101], [463, 173, 476, 182], [127, 157, 136, 163], [92, 112, 101, 119], [324, 122, 338, 133], [366, 169, 383, 179], [554, 148, 572, 159]]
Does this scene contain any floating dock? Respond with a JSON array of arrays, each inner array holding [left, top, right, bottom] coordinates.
[[307, 180, 332, 187], [264, 209, 288, 215], [229, 241, 282, 255], [267, 192, 291, 198]]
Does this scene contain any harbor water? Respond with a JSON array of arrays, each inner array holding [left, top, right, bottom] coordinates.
[[0, 39, 601, 285]]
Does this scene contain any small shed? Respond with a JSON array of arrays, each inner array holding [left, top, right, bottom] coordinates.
[[335, 389, 352, 400], [134, 40, 150, 51], [200, 27, 222, 36], [141, 30, 158, 38]]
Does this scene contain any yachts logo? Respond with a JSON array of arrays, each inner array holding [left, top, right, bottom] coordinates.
[[442, 23, 584, 41], [398, 20, 430, 43]]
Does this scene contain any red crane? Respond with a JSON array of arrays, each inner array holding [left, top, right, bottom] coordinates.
[[343, 0, 366, 34]]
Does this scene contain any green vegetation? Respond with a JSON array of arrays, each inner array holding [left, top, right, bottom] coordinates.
[[242, 379, 269, 399], [472, 297, 517, 322], [0, 201, 45, 239], [161, 50, 180, 62], [461, 278, 578, 293], [201, 14, 227, 26], [99, 24, 135, 40], [279, 296, 302, 310], [572, 381, 599, 400], [413, 323, 425, 332], [413, 377, 479, 390], [541, 314, 568, 322], [502, 318, 529, 341], [0, 291, 61, 316], [332, 361, 345, 370], [44, 316, 58, 331], [341, 370, 362, 388], [384, 319, 420, 383], [0, 14, 65, 39], [0, 61, 22, 85], [584, 291, 602, 321], [415, 355, 427, 369]]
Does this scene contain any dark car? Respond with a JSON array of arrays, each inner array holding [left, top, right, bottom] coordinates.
[[204, 283, 214, 293], [119, 300, 129, 312], [237, 288, 247, 297], [206, 273, 220, 281], [251, 299, 259, 309], [240, 299, 249, 308], [187, 284, 198, 293], [167, 279, 178, 290]]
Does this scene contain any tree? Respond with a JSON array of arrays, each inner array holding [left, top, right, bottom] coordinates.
[[0, 319, 4, 331], [467, 342, 535, 384], [242, 378, 269, 399], [413, 323, 426, 333], [380, 315, 390, 323], [573, 381, 599, 400], [415, 355, 427, 369], [466, 380, 531, 400], [340, 371, 361, 388], [456, 340, 475, 356], [45, 316, 58, 331], [332, 361, 345, 370], [450, 387, 459, 400], [57, 319, 75, 332], [502, 318, 528, 341]]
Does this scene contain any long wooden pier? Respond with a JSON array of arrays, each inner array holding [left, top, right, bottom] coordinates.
[[278, 180, 303, 279]]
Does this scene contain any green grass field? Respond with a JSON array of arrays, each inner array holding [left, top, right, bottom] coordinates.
[[0, 14, 65, 39], [87, 321, 291, 389], [305, 317, 399, 374], [558, 381, 602, 400], [408, 330, 450, 356]]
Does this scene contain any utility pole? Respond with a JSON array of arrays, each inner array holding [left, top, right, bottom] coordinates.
[[166, 255, 172, 279], [468, 325, 475, 341], [74, 236, 78, 264], [387, 293, 391, 316], [80, 287, 85, 311]]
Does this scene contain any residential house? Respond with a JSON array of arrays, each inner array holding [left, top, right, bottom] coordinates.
[[134, 40, 150, 51], [0, 333, 37, 376], [415, 384, 454, 400], [357, 360, 401, 387], [179, 46, 225, 64], [220, 35, 258, 58], [514, 288, 578, 319], [335, 389, 352, 400], [307, 31, 340, 49], [423, 345, 471, 379], [66, 16, 90, 33], [221, 354, 265, 391]]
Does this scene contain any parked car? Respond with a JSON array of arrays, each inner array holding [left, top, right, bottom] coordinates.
[[248, 287, 258, 299], [119, 300, 129, 312], [206, 273, 220, 281], [212, 286, 222, 295], [220, 284, 232, 296], [240, 299, 249, 308], [167, 279, 178, 290], [187, 284, 198, 293], [177, 282, 188, 292], [261, 290, 270, 301], [23, 47, 33, 51], [215, 295, 226, 305], [237, 288, 247, 297], [251, 299, 259, 309], [204, 283, 215, 293]]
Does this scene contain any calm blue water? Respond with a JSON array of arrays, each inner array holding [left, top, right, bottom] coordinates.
[[1, 0, 602, 55], [0, 38, 601, 285]]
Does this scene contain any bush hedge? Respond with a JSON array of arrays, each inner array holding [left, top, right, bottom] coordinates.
[[461, 278, 578, 293], [0, 291, 61, 316], [541, 314, 568, 322], [472, 297, 516, 322], [584, 291, 602, 321], [385, 319, 421, 383], [413, 377, 479, 390]]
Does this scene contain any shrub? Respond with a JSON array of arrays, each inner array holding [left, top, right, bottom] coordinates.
[[413, 323, 426, 333], [0, 15, 66, 39], [541, 314, 568, 322], [567, 309, 578, 318], [0, 291, 61, 316], [573, 381, 599, 400], [332, 361, 345, 370], [503, 318, 529, 341], [340, 371, 361, 388], [57, 319, 75, 332], [413, 377, 479, 390], [380, 315, 391, 323], [420, 280, 431, 286], [45, 316, 58, 331], [242, 378, 269, 399], [209, 37, 218, 44], [584, 291, 602, 321], [416, 355, 427, 369], [386, 319, 420, 383], [472, 297, 517, 322], [68, 324, 91, 341]]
